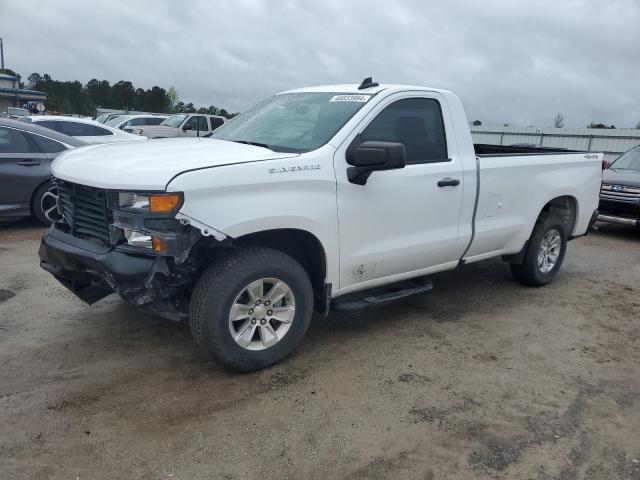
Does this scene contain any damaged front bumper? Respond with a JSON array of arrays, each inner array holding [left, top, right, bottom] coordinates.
[[39, 227, 194, 318]]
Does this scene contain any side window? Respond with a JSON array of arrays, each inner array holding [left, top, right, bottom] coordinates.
[[58, 121, 113, 136], [58, 121, 88, 136], [360, 98, 448, 164], [32, 134, 67, 153], [183, 116, 196, 129], [90, 125, 114, 136], [183, 116, 208, 131], [210, 117, 224, 130], [147, 117, 164, 125], [0, 127, 41, 153], [37, 120, 60, 132]]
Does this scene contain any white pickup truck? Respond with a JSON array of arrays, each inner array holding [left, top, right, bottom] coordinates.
[[39, 79, 602, 372]]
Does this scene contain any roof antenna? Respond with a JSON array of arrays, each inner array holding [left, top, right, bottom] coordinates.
[[358, 77, 379, 90]]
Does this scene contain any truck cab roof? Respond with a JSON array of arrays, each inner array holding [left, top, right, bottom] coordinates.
[[281, 83, 453, 96]]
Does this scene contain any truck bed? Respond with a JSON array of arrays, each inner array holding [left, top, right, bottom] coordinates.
[[474, 143, 583, 157]]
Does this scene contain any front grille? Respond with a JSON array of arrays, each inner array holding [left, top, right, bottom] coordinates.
[[600, 184, 640, 203], [55, 178, 112, 244]]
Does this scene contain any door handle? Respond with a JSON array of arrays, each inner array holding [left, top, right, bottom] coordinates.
[[437, 177, 460, 187], [17, 159, 42, 166]]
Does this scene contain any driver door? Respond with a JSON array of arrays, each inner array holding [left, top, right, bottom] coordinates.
[[335, 93, 465, 292], [180, 116, 208, 137]]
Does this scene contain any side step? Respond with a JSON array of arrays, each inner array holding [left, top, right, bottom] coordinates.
[[332, 277, 433, 312]]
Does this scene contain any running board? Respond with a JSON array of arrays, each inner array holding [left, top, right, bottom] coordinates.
[[332, 278, 433, 312]]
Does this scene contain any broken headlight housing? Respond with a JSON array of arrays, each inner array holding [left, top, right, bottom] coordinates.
[[110, 192, 185, 255]]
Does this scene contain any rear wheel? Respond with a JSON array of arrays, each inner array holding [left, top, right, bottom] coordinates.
[[189, 247, 313, 372], [510, 212, 567, 286]]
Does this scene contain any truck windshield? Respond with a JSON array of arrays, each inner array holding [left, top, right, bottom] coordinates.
[[210, 92, 373, 153], [161, 114, 187, 128], [610, 148, 640, 171]]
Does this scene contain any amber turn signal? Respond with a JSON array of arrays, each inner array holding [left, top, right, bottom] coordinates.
[[149, 194, 181, 213], [151, 236, 168, 254]]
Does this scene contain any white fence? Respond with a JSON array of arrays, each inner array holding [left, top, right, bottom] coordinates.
[[471, 126, 640, 163]]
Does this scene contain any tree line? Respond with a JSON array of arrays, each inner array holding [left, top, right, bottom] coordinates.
[[3, 69, 237, 118]]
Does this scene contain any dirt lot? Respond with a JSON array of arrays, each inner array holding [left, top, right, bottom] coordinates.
[[0, 219, 639, 480]]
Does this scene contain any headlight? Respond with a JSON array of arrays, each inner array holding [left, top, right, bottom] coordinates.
[[123, 229, 170, 254], [117, 192, 182, 214]]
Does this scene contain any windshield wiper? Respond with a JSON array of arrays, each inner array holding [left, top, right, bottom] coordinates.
[[230, 139, 272, 150]]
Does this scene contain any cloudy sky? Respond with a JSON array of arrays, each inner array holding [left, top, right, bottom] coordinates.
[[2, 0, 639, 127]]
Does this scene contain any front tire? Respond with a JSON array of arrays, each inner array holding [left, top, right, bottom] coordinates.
[[510, 212, 567, 287], [189, 247, 313, 372]]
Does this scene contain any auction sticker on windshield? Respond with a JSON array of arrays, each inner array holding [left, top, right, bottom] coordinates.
[[329, 95, 371, 103]]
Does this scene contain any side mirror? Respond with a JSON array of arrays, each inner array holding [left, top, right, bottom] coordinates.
[[182, 123, 192, 131], [346, 139, 406, 185]]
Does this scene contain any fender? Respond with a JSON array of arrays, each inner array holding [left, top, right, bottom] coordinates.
[[167, 145, 341, 289]]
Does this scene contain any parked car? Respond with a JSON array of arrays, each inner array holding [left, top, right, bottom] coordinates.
[[0, 118, 86, 225], [39, 79, 602, 372], [5, 107, 30, 118], [132, 113, 225, 138], [22, 116, 146, 144], [597, 145, 640, 227], [106, 114, 169, 132], [95, 112, 128, 124]]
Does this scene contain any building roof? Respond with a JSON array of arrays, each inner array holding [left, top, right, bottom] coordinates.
[[0, 87, 47, 96]]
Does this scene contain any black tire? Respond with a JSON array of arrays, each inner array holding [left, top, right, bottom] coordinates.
[[510, 212, 567, 287], [31, 182, 54, 226], [189, 247, 313, 372]]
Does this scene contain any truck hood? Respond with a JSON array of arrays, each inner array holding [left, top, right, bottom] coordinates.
[[603, 168, 640, 188], [52, 138, 299, 190]]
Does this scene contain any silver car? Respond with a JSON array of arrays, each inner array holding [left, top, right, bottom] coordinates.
[[0, 118, 86, 225]]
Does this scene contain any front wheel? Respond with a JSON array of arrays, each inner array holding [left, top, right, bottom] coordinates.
[[510, 212, 567, 287], [189, 247, 313, 372]]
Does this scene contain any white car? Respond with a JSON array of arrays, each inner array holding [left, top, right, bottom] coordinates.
[[132, 113, 225, 138], [105, 114, 169, 131], [24, 116, 146, 144], [40, 79, 602, 372]]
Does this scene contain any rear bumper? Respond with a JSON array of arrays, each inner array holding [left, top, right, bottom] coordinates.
[[38, 227, 174, 305]]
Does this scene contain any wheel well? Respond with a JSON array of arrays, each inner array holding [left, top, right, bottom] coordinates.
[[503, 195, 578, 265], [233, 229, 327, 303], [541, 195, 578, 237]]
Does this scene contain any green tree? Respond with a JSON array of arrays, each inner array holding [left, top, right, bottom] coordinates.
[[553, 113, 564, 128], [11, 71, 235, 117], [27, 72, 42, 88], [166, 86, 178, 112], [112, 81, 135, 109], [587, 122, 615, 129]]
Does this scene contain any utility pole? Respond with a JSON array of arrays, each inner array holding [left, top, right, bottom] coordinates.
[[0, 38, 4, 70]]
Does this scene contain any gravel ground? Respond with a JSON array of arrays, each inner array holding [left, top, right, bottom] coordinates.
[[1, 219, 639, 480]]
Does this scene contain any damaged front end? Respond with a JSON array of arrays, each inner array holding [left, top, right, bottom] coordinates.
[[38, 179, 221, 321]]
